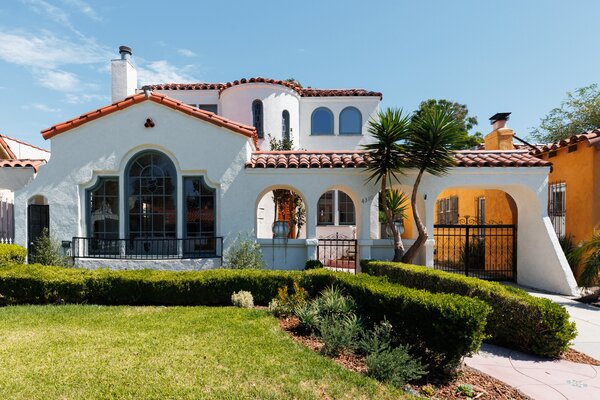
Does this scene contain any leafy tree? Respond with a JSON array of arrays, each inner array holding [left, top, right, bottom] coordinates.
[[364, 109, 411, 261], [414, 99, 482, 149], [531, 84, 600, 143], [402, 104, 465, 263]]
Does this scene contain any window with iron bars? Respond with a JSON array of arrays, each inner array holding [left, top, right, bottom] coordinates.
[[548, 182, 566, 238]]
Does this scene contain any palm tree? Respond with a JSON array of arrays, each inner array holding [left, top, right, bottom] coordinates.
[[363, 108, 411, 261], [573, 233, 600, 287], [401, 104, 464, 263]]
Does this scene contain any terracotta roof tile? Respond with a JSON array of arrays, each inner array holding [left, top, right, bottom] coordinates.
[[531, 130, 600, 155], [149, 77, 383, 99], [0, 159, 46, 172], [40, 92, 259, 148], [246, 150, 551, 169]]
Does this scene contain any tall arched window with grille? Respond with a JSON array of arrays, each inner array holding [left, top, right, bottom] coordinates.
[[252, 100, 264, 138], [126, 151, 177, 240], [282, 110, 290, 142]]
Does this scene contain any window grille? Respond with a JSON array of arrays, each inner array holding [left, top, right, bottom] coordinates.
[[548, 182, 566, 237]]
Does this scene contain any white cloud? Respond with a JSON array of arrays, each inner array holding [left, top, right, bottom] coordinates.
[[35, 69, 81, 92], [65, 93, 109, 104], [27, 103, 62, 113], [60, 0, 101, 21], [137, 60, 197, 85], [0, 31, 110, 69], [21, 0, 71, 27], [176, 48, 197, 57]]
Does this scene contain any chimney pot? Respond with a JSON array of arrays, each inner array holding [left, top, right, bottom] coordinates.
[[489, 112, 511, 130], [119, 45, 132, 60]]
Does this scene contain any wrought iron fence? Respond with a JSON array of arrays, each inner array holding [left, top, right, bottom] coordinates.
[[434, 217, 516, 281], [317, 233, 358, 272], [72, 236, 223, 261]]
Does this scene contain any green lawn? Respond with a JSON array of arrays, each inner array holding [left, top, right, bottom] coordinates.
[[0, 305, 405, 399]]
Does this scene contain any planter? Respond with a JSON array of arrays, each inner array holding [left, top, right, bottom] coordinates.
[[385, 221, 405, 237], [272, 221, 290, 239]]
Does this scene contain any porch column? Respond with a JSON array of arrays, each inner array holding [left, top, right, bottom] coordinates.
[[424, 193, 436, 268], [357, 192, 378, 270], [305, 191, 318, 261]]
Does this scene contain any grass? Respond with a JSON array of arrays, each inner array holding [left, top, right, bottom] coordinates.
[[0, 305, 405, 399]]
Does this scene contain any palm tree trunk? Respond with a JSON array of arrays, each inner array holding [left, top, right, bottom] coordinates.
[[381, 175, 404, 261], [402, 168, 428, 263]]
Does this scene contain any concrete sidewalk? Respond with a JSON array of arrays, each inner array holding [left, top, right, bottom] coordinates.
[[466, 344, 600, 400], [525, 289, 600, 360]]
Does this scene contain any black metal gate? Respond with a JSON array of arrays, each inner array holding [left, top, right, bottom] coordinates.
[[27, 204, 49, 260], [317, 233, 358, 271], [434, 218, 516, 281]]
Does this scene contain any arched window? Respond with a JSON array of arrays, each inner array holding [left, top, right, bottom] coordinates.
[[88, 177, 119, 239], [282, 110, 290, 142], [127, 151, 177, 239], [311, 107, 333, 135], [317, 191, 334, 225], [317, 190, 355, 225], [252, 100, 264, 138], [339, 106, 362, 135]]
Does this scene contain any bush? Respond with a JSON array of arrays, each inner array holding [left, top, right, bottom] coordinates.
[[365, 345, 427, 388], [304, 260, 323, 270], [29, 228, 69, 267], [319, 314, 363, 356], [0, 264, 489, 372], [358, 319, 394, 356], [361, 260, 577, 357], [224, 234, 265, 269], [231, 290, 254, 308], [268, 281, 308, 316], [0, 244, 27, 265]]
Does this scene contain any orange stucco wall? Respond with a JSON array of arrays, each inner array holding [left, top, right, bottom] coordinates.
[[435, 189, 515, 225], [539, 141, 600, 244]]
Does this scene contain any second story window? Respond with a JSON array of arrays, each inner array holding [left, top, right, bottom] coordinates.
[[311, 107, 333, 135], [339, 106, 362, 135], [282, 110, 290, 141], [252, 100, 264, 138]]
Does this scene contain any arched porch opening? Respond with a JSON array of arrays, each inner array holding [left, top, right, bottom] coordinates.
[[256, 185, 306, 239], [433, 188, 518, 281]]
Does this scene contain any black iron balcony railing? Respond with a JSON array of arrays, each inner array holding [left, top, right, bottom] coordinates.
[[72, 237, 223, 261]]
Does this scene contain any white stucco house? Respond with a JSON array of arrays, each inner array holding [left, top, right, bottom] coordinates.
[[11, 46, 578, 295]]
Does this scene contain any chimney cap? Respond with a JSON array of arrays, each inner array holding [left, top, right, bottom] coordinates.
[[119, 45, 132, 56], [489, 112, 511, 124]]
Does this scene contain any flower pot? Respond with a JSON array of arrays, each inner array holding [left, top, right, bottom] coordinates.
[[385, 221, 405, 237], [272, 221, 290, 239]]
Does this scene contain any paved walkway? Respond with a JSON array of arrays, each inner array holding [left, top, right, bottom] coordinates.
[[466, 343, 600, 399], [465, 287, 600, 399], [525, 289, 600, 360]]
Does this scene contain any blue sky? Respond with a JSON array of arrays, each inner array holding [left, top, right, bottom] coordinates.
[[1, 0, 599, 148]]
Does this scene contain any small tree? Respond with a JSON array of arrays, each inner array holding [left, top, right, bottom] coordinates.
[[363, 109, 411, 261], [531, 84, 600, 143], [30, 228, 69, 266], [402, 104, 464, 263], [224, 233, 266, 269]]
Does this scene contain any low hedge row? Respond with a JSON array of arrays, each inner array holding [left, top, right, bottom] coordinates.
[[0, 244, 27, 265], [0, 264, 490, 370], [361, 260, 577, 357]]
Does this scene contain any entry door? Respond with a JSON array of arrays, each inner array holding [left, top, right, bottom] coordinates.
[[28, 205, 49, 260]]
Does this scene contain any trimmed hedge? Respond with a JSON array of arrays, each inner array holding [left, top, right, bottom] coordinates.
[[361, 260, 577, 357], [0, 244, 27, 265], [0, 264, 490, 370]]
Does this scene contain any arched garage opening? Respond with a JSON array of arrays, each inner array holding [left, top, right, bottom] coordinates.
[[433, 188, 518, 280]]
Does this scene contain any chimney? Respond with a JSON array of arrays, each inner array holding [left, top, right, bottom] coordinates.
[[484, 112, 515, 150], [111, 45, 138, 103]]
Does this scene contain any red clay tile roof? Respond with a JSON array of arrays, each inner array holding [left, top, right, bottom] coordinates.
[[453, 150, 551, 167], [40, 92, 259, 147], [530, 130, 600, 155], [0, 134, 50, 156], [246, 150, 551, 169], [0, 135, 16, 159], [246, 151, 369, 169], [0, 159, 46, 172], [149, 77, 383, 99]]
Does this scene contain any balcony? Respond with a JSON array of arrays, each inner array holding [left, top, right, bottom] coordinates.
[[72, 237, 223, 262]]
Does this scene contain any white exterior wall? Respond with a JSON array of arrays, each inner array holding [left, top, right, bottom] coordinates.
[[13, 100, 578, 295], [220, 84, 301, 149], [2, 137, 50, 160], [299, 97, 380, 150], [151, 90, 220, 110]]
